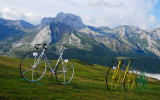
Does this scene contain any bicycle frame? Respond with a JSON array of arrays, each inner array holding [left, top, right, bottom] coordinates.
[[112, 59, 134, 89], [33, 46, 66, 73]]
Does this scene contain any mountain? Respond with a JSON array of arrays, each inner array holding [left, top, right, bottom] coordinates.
[[0, 12, 160, 73], [0, 18, 37, 41], [40, 17, 54, 28], [78, 25, 160, 57], [40, 12, 85, 30], [54, 12, 86, 30], [31, 22, 73, 46]]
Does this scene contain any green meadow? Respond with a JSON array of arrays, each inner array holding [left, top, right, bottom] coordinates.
[[0, 56, 160, 99]]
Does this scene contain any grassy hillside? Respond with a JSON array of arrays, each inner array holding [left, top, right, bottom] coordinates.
[[0, 56, 160, 99]]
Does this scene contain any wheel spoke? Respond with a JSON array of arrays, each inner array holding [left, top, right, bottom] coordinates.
[[20, 51, 47, 82], [32, 68, 34, 81], [57, 72, 64, 78], [24, 59, 33, 67], [67, 65, 73, 70], [38, 59, 45, 65], [65, 62, 68, 69], [35, 67, 43, 74], [22, 68, 33, 75], [55, 60, 74, 84]]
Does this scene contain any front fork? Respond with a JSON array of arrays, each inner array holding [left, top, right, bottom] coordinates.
[[33, 49, 46, 68], [111, 60, 122, 89]]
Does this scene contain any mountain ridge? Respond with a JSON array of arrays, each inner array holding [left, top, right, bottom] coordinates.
[[0, 12, 160, 73], [0, 12, 160, 57]]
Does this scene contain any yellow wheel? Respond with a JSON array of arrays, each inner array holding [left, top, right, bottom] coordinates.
[[123, 70, 134, 91], [106, 66, 120, 90]]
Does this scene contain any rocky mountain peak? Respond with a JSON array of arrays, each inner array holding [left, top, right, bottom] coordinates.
[[40, 17, 54, 28], [115, 25, 140, 32], [149, 28, 160, 40], [54, 12, 86, 30], [0, 18, 35, 29]]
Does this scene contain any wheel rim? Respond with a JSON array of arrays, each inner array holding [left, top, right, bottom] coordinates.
[[124, 70, 134, 91], [106, 67, 121, 90], [55, 60, 74, 85], [136, 75, 142, 89], [20, 51, 47, 82]]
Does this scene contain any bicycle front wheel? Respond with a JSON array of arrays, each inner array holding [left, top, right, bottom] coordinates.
[[55, 59, 74, 85], [106, 66, 120, 90], [143, 76, 148, 88], [19, 51, 47, 82], [124, 70, 134, 91], [136, 75, 142, 89]]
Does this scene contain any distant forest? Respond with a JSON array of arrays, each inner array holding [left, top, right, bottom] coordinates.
[[14, 45, 160, 73]]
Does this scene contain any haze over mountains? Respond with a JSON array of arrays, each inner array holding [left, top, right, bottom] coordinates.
[[0, 12, 160, 73]]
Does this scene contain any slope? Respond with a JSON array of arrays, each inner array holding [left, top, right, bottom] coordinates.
[[0, 56, 160, 99]]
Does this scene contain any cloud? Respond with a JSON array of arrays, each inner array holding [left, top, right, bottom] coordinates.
[[0, 7, 22, 20], [84, 0, 159, 29], [24, 12, 41, 25], [88, 0, 123, 8], [0, 7, 41, 25], [0, 0, 159, 29], [148, 15, 156, 24]]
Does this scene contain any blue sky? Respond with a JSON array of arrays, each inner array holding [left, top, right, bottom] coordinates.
[[0, 0, 160, 30]]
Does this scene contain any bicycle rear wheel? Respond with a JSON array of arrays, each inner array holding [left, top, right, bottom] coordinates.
[[55, 59, 74, 85], [123, 70, 134, 91], [106, 66, 120, 90], [19, 51, 47, 82]]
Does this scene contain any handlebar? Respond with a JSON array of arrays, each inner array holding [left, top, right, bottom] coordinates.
[[35, 44, 68, 50], [112, 58, 132, 64], [35, 43, 47, 49]]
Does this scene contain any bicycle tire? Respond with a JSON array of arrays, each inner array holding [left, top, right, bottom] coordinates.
[[106, 66, 120, 90], [55, 59, 74, 85], [123, 70, 134, 91], [19, 51, 47, 82], [142, 75, 148, 89], [136, 75, 142, 89]]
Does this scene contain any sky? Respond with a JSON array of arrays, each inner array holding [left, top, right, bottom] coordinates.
[[0, 0, 160, 30]]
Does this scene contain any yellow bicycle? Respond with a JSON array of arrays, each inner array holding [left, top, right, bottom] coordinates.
[[106, 57, 134, 91]]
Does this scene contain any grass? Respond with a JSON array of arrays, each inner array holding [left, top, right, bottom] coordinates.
[[0, 56, 160, 99]]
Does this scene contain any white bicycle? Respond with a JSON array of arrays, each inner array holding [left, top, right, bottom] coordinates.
[[19, 43, 74, 85]]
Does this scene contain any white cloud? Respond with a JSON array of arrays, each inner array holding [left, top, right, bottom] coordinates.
[[0, 7, 41, 25], [88, 0, 123, 8], [0, 0, 159, 29], [84, 0, 159, 29], [148, 15, 156, 24], [24, 12, 41, 25], [83, 16, 97, 25], [1, 7, 22, 20]]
